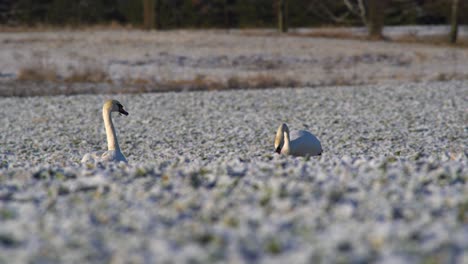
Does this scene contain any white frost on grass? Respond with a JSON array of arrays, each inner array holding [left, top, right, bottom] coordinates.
[[0, 81, 466, 263], [1, 29, 468, 91]]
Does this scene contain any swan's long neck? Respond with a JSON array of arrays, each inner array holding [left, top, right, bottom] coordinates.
[[282, 130, 290, 154], [103, 107, 120, 151]]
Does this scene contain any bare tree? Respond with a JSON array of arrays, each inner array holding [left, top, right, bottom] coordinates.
[[143, 0, 155, 30], [343, 0, 367, 25], [308, 0, 366, 25], [278, 0, 288, 33], [223, 0, 237, 28], [450, 0, 460, 43]]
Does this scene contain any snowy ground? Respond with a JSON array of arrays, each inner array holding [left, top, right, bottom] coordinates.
[[0, 81, 466, 263], [1, 28, 468, 96]]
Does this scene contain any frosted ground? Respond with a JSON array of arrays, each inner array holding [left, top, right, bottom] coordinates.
[[0, 80, 467, 263], [1, 28, 468, 97]]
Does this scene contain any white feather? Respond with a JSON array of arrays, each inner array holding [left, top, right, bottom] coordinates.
[[287, 130, 322, 156], [81, 99, 128, 164], [275, 123, 322, 157]]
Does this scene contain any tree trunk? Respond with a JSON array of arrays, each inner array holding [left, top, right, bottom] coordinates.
[[224, 0, 229, 28], [278, 0, 288, 33], [368, 0, 387, 39], [143, 0, 155, 30], [155, 0, 161, 29], [450, 0, 460, 44]]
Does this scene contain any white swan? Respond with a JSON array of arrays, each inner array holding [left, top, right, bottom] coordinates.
[[81, 99, 129, 164], [274, 123, 322, 157]]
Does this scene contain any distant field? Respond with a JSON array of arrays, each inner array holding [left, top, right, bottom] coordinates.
[[0, 81, 466, 262], [0, 27, 468, 96]]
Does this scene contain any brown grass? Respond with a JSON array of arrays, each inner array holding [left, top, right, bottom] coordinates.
[[14, 59, 305, 93], [230, 74, 300, 89], [16, 63, 58, 82], [6, 69, 468, 97], [126, 74, 302, 93], [164, 78, 220, 91], [16, 51, 58, 82], [431, 72, 468, 82], [63, 66, 110, 83], [16, 56, 111, 84], [7, 72, 307, 97], [17, 66, 111, 84], [289, 30, 367, 41], [16, 67, 58, 82]]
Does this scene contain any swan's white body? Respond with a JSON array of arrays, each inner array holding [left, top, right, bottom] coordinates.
[[275, 123, 322, 157], [81, 100, 128, 164], [81, 149, 127, 164]]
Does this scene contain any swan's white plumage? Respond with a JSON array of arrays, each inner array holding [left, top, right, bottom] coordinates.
[[288, 130, 322, 156], [81, 99, 128, 164], [275, 123, 322, 157], [81, 150, 127, 163]]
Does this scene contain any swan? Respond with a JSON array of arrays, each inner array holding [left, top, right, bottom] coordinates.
[[81, 99, 129, 164], [274, 123, 322, 157]]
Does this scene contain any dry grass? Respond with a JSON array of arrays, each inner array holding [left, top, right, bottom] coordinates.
[[5, 28, 468, 97], [162, 76, 221, 91], [6, 69, 468, 97], [16, 55, 59, 82], [63, 65, 110, 83], [13, 57, 305, 95], [130, 74, 302, 93], [16, 54, 111, 84], [431, 72, 468, 81], [17, 63, 110, 84], [175, 74, 305, 92], [6, 73, 307, 97], [226, 74, 300, 89], [17, 66, 58, 82], [289, 30, 367, 41], [13, 56, 467, 97]]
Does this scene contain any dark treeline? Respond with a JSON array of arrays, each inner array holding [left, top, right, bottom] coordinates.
[[0, 0, 466, 29]]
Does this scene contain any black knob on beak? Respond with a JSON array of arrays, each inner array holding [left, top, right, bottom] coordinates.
[[275, 146, 281, 154]]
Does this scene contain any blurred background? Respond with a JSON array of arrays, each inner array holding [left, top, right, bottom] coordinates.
[[0, 0, 467, 96], [0, 0, 466, 39]]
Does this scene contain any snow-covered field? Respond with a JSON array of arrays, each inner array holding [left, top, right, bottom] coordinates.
[[0, 80, 466, 263], [1, 29, 468, 96]]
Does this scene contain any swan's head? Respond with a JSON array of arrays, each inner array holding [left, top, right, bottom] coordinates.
[[104, 99, 128, 116], [274, 123, 289, 154]]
